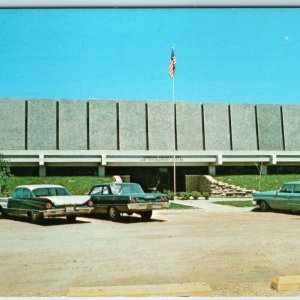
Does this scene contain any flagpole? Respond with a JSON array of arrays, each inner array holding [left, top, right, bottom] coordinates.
[[173, 70, 177, 198], [169, 47, 177, 198]]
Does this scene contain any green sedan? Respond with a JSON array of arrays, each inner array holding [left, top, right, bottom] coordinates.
[[88, 182, 170, 221], [0, 184, 94, 223], [253, 181, 300, 212]]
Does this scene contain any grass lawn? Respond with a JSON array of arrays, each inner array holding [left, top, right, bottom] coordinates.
[[215, 175, 300, 192], [169, 202, 197, 209], [4, 176, 113, 196], [214, 200, 256, 207]]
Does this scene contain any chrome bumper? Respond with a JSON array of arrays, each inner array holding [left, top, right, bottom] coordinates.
[[127, 202, 170, 210], [42, 207, 93, 217]]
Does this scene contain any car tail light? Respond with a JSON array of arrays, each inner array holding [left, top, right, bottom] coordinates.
[[131, 197, 138, 203], [87, 200, 94, 207], [160, 196, 168, 202], [46, 202, 53, 209]]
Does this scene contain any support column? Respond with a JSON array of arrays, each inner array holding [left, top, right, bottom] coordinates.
[[261, 165, 268, 175], [39, 165, 46, 177], [208, 165, 216, 176], [98, 165, 106, 177]]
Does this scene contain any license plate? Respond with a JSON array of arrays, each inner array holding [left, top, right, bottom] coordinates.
[[66, 206, 74, 212]]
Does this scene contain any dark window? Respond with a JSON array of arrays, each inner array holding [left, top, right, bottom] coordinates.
[[22, 188, 32, 198], [13, 188, 23, 199]]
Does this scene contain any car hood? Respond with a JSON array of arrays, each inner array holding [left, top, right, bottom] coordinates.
[[45, 195, 90, 206], [253, 191, 277, 197]]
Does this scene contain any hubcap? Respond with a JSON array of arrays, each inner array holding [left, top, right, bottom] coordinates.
[[110, 207, 116, 218]]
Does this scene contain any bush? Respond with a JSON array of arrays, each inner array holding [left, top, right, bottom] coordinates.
[[164, 190, 175, 200], [179, 192, 190, 200], [202, 191, 210, 200], [0, 154, 12, 196], [190, 191, 202, 199]]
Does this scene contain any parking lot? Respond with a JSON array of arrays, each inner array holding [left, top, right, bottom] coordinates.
[[1, 208, 300, 297]]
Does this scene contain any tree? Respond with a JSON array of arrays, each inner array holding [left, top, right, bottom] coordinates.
[[255, 162, 263, 191], [0, 154, 12, 195]]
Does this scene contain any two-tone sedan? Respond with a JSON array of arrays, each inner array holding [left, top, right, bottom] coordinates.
[[0, 184, 94, 223], [253, 181, 300, 212], [88, 182, 170, 221]]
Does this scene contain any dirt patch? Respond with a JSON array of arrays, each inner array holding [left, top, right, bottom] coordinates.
[[1, 210, 300, 296]]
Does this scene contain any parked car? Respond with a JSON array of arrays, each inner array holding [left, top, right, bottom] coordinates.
[[88, 182, 170, 221], [0, 184, 94, 223], [253, 181, 300, 212]]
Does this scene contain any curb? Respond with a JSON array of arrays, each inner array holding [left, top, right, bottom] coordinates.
[[66, 282, 212, 297], [272, 275, 300, 291]]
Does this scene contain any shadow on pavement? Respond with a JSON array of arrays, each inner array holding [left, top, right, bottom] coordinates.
[[0, 214, 91, 226], [87, 213, 166, 224]]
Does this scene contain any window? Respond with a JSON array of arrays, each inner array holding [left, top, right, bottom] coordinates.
[[13, 188, 23, 199], [293, 185, 300, 193], [56, 188, 70, 196], [32, 187, 71, 197], [102, 187, 110, 195], [33, 188, 51, 197], [22, 188, 32, 198], [280, 184, 293, 193], [91, 186, 103, 195]]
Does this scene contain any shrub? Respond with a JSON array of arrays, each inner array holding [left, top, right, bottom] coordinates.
[[165, 190, 175, 200], [190, 191, 202, 199], [202, 191, 210, 200], [0, 154, 12, 196], [179, 192, 190, 200]]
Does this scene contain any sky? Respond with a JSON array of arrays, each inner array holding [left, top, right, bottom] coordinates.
[[0, 8, 300, 104]]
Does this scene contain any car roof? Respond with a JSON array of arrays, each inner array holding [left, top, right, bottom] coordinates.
[[285, 182, 300, 185], [16, 184, 65, 191], [92, 183, 138, 187]]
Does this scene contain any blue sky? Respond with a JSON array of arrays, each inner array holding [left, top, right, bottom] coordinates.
[[0, 8, 300, 104]]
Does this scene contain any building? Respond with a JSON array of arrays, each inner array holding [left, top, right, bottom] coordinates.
[[1, 98, 300, 191]]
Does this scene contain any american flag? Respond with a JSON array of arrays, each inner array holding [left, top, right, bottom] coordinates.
[[168, 48, 176, 77]]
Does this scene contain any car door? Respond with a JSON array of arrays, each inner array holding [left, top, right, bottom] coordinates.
[[19, 188, 36, 210], [276, 184, 293, 210], [290, 184, 300, 211]]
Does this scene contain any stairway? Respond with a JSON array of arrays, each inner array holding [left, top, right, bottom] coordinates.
[[204, 175, 255, 197]]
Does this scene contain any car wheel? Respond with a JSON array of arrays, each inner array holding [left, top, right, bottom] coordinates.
[[0, 208, 7, 218], [140, 211, 152, 221], [260, 201, 270, 212], [108, 207, 120, 221], [31, 212, 44, 224], [66, 215, 77, 223]]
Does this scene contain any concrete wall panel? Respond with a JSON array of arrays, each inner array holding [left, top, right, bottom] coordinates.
[[203, 103, 231, 150], [119, 101, 146, 150], [282, 105, 300, 150], [176, 102, 203, 150], [89, 100, 117, 150], [59, 100, 87, 150], [28, 99, 57, 150], [256, 104, 283, 150], [230, 104, 257, 150], [148, 101, 174, 150], [0, 99, 25, 150]]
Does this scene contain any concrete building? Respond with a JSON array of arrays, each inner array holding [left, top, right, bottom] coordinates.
[[1, 98, 300, 191]]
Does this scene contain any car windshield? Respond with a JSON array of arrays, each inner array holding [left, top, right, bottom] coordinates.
[[32, 187, 71, 197], [110, 184, 144, 195]]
